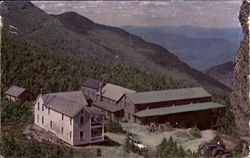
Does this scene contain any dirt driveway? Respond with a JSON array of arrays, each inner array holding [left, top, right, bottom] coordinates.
[[121, 122, 215, 152]]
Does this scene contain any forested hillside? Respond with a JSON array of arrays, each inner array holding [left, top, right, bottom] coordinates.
[[205, 62, 234, 89], [1, 38, 195, 97], [1, 1, 231, 96]]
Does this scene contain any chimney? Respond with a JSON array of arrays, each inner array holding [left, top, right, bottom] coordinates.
[[40, 88, 44, 95], [99, 81, 104, 101]]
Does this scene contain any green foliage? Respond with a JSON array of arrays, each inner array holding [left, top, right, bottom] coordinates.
[[189, 127, 202, 138], [0, 129, 84, 158], [1, 38, 194, 99], [232, 140, 243, 157], [1, 100, 33, 126], [105, 121, 125, 133], [123, 136, 136, 153], [213, 94, 238, 138], [156, 136, 203, 157]]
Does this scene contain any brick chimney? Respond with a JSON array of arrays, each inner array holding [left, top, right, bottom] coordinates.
[[40, 88, 44, 95]]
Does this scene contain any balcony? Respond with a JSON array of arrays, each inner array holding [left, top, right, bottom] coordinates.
[[91, 121, 104, 127], [91, 136, 104, 143], [91, 127, 104, 143], [91, 115, 104, 128]]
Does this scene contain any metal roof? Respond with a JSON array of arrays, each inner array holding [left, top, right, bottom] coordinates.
[[41, 91, 88, 117], [5, 86, 27, 97], [81, 79, 104, 90], [135, 102, 226, 118], [126, 87, 211, 105], [93, 101, 124, 113], [96, 83, 136, 102]]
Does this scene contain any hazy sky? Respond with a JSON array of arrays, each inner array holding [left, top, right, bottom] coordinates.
[[33, 1, 241, 28]]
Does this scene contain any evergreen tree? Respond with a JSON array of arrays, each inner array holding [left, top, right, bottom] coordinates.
[[156, 138, 167, 157]]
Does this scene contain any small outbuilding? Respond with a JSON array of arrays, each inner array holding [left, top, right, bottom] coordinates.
[[4, 86, 33, 102], [81, 79, 105, 101]]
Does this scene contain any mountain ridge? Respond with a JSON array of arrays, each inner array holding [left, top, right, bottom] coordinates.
[[122, 26, 240, 70], [205, 61, 234, 89], [1, 1, 231, 96]]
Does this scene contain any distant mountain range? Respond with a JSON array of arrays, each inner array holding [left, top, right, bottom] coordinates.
[[1, 1, 231, 95], [205, 61, 234, 89], [122, 26, 242, 70]]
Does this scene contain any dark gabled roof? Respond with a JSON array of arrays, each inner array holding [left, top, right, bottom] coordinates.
[[85, 106, 105, 116], [41, 91, 88, 117], [93, 101, 124, 113], [134, 102, 226, 118], [5, 86, 27, 97], [126, 87, 211, 105], [81, 79, 104, 90]]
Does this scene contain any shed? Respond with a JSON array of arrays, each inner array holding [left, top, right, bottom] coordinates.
[[4, 86, 33, 102]]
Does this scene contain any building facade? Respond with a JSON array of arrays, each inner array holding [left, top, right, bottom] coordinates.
[[120, 87, 225, 129], [34, 91, 104, 146], [81, 79, 105, 101], [94, 83, 136, 121]]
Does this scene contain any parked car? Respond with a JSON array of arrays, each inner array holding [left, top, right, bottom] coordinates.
[[198, 141, 212, 153], [121, 118, 128, 123], [211, 147, 225, 157], [221, 153, 232, 158], [203, 144, 218, 155], [129, 136, 148, 152]]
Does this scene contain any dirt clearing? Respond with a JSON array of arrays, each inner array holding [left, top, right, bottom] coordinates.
[[121, 122, 215, 152]]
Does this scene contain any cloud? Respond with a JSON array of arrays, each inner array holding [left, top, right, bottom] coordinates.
[[32, 1, 241, 28]]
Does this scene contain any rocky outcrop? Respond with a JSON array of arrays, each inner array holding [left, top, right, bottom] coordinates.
[[231, 0, 249, 139]]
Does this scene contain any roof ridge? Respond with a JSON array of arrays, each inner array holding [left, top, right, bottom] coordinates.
[[46, 90, 82, 95], [105, 83, 136, 92], [53, 95, 84, 106], [129, 87, 206, 95], [43, 94, 56, 106]]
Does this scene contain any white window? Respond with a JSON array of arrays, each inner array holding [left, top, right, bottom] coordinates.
[[62, 114, 64, 120], [61, 127, 64, 135], [42, 116, 44, 124], [37, 114, 39, 122], [48, 108, 50, 115], [70, 118, 72, 125], [38, 102, 40, 110], [70, 131, 72, 139]]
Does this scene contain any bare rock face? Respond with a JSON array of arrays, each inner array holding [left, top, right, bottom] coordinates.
[[231, 0, 249, 137]]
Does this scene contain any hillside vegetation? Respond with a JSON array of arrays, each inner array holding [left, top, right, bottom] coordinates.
[[1, 38, 195, 96], [205, 61, 234, 89], [1, 1, 231, 96]]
